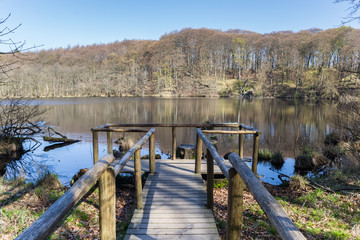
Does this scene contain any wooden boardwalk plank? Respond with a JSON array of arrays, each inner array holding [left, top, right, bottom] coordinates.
[[129, 222, 217, 229], [130, 218, 217, 224], [126, 228, 219, 235], [125, 159, 221, 240], [124, 234, 220, 240]]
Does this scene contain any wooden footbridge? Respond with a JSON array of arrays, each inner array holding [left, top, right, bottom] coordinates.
[[17, 123, 306, 240]]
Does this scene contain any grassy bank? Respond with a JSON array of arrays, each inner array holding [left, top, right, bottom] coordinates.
[[2, 168, 359, 239], [213, 169, 360, 240], [0, 174, 135, 239]]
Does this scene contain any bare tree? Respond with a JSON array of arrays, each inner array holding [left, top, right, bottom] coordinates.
[[335, 0, 360, 23], [0, 14, 43, 148]]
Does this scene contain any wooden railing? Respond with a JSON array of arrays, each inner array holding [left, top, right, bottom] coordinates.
[[16, 122, 263, 239], [196, 128, 306, 240], [16, 128, 156, 240], [97, 122, 258, 162]]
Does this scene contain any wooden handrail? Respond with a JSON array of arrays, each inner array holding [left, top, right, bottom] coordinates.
[[240, 124, 259, 132], [196, 128, 230, 179], [17, 128, 156, 240], [196, 128, 305, 239], [102, 122, 241, 128], [96, 123, 256, 162], [16, 154, 115, 240], [197, 128, 260, 175], [201, 130, 257, 134], [228, 152, 306, 240], [112, 128, 156, 176], [92, 128, 150, 133]]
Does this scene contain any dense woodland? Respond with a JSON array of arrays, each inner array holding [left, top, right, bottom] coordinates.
[[1, 27, 360, 99]]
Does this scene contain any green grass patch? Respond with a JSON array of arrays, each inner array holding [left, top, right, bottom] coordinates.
[[214, 178, 228, 188]]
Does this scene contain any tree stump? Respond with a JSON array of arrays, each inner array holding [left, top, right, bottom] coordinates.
[[176, 144, 195, 159]]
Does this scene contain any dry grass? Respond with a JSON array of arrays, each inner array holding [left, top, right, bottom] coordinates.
[[213, 175, 360, 240], [0, 175, 135, 239]]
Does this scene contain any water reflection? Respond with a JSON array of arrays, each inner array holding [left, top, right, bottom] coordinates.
[[3, 97, 337, 185]]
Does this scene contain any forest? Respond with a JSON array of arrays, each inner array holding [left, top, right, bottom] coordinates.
[[1, 27, 360, 99]]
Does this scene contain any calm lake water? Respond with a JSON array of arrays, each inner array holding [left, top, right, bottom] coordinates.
[[5, 97, 337, 185]]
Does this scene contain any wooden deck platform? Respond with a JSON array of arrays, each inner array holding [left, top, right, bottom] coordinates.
[[124, 159, 221, 240]]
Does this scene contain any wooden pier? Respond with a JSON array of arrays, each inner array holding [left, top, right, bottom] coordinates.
[[17, 123, 306, 240], [125, 160, 220, 240]]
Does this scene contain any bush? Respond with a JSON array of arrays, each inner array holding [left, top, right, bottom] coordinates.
[[295, 154, 314, 171], [323, 145, 343, 161], [270, 152, 284, 166], [324, 132, 341, 146], [258, 149, 284, 169]]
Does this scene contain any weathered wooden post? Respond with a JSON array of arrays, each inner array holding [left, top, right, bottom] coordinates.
[[172, 127, 176, 160], [99, 167, 116, 240], [99, 130, 116, 240], [238, 126, 244, 159], [149, 133, 155, 174], [206, 149, 214, 209], [195, 133, 202, 174], [134, 149, 142, 209], [107, 131, 112, 155], [227, 168, 244, 240], [92, 131, 99, 164], [252, 133, 260, 175]]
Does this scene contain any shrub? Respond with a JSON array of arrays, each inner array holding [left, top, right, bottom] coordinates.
[[270, 152, 284, 166], [259, 149, 284, 167], [324, 132, 341, 146], [323, 146, 343, 161], [295, 154, 314, 171]]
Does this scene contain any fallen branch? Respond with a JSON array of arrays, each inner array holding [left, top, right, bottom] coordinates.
[[308, 180, 336, 193], [44, 142, 78, 152], [43, 136, 80, 143], [43, 128, 81, 151], [47, 127, 68, 139], [333, 185, 360, 192]]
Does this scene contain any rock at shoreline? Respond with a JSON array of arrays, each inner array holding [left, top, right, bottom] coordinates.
[[176, 144, 195, 159]]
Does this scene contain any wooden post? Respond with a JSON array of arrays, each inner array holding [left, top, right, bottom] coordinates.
[[16, 155, 114, 240], [107, 131, 112, 154], [206, 149, 214, 210], [149, 134, 155, 174], [99, 168, 116, 240], [227, 168, 244, 240], [228, 153, 307, 240], [238, 126, 243, 159], [195, 133, 202, 174], [172, 127, 176, 160], [252, 133, 260, 175], [92, 131, 99, 164], [134, 149, 142, 209], [238, 134, 244, 159]]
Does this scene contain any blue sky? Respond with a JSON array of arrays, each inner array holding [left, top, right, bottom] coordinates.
[[1, 0, 360, 50]]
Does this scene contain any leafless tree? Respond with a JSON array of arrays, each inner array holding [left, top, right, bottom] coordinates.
[[0, 14, 43, 141], [335, 0, 360, 23]]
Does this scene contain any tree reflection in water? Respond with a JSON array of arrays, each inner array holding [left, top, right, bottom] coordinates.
[[3, 97, 338, 185]]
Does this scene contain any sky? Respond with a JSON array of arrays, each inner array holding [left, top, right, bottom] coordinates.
[[1, 0, 360, 51]]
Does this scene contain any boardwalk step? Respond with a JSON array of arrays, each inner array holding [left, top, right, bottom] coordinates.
[[135, 209, 210, 214], [129, 222, 217, 229], [131, 218, 217, 224], [124, 234, 221, 240], [126, 228, 219, 235]]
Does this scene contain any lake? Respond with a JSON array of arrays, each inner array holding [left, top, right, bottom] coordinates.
[[4, 97, 337, 185]]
